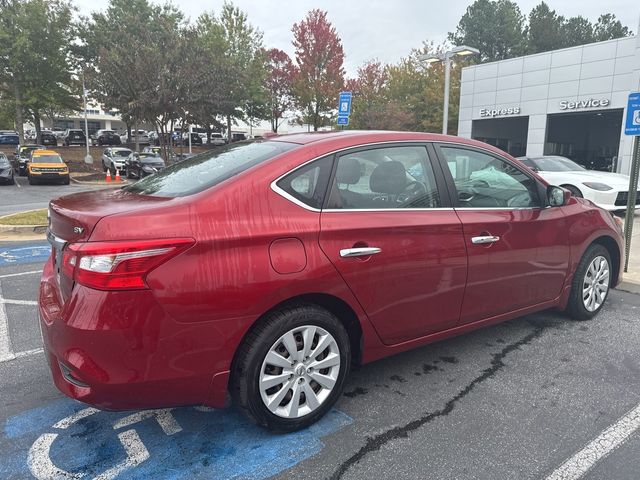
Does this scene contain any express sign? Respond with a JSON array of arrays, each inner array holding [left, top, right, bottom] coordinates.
[[559, 98, 610, 110], [479, 106, 521, 117]]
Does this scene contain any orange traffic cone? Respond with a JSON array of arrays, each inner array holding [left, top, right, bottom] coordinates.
[[105, 170, 112, 182], [115, 169, 121, 182]]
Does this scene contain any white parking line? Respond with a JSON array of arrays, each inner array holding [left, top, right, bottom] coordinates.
[[546, 402, 640, 480], [0, 270, 41, 279], [0, 299, 38, 306], [0, 282, 14, 362]]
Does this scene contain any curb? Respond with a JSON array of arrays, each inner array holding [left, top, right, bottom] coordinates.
[[0, 224, 47, 240], [70, 176, 127, 186]]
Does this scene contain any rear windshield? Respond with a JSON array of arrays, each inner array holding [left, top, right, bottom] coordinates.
[[124, 140, 298, 197], [33, 155, 63, 164]]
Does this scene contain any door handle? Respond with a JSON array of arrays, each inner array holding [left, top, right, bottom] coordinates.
[[340, 247, 382, 258], [471, 235, 500, 245]]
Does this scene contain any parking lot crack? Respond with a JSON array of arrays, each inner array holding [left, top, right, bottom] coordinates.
[[329, 325, 546, 479]]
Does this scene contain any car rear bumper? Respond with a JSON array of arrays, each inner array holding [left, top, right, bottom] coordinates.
[[38, 257, 230, 410]]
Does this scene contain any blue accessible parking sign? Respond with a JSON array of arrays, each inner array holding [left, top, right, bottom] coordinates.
[[338, 92, 352, 115], [625, 92, 640, 136]]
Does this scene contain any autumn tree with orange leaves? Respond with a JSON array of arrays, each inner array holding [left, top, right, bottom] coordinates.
[[291, 9, 344, 131]]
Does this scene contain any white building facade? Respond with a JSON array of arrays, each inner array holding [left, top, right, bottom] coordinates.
[[458, 24, 640, 174]]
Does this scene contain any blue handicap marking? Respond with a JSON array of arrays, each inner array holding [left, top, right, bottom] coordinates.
[[0, 243, 50, 266], [2, 398, 353, 479]]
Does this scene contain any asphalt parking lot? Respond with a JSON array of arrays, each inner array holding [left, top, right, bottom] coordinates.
[[0, 241, 639, 479], [0, 174, 110, 217]]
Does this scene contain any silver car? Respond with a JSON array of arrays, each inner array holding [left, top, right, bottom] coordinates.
[[101, 147, 133, 174]]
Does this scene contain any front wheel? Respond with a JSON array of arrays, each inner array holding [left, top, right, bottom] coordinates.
[[565, 244, 612, 320], [232, 304, 350, 432]]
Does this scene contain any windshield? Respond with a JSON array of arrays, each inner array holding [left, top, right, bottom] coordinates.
[[124, 141, 298, 197], [33, 155, 63, 164], [0, 156, 9, 166], [531, 156, 585, 172], [113, 150, 131, 157]]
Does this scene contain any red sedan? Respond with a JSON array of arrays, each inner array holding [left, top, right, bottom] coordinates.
[[39, 131, 623, 431]]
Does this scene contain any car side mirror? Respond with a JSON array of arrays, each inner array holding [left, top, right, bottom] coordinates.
[[547, 185, 571, 207]]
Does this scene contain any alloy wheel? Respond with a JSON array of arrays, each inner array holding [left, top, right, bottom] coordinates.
[[259, 325, 340, 419], [582, 255, 609, 312]]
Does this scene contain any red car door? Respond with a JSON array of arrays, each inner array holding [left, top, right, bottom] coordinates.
[[436, 144, 570, 324], [319, 144, 467, 345]]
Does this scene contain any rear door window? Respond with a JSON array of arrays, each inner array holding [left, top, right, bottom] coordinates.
[[275, 156, 333, 209]]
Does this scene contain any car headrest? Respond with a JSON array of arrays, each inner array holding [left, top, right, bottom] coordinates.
[[370, 161, 406, 194], [336, 157, 361, 185]]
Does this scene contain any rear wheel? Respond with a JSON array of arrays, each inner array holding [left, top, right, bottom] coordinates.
[[565, 244, 611, 320], [232, 304, 350, 432]]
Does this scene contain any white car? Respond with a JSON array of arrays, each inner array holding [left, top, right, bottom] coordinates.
[[102, 147, 133, 174], [518, 155, 636, 211]]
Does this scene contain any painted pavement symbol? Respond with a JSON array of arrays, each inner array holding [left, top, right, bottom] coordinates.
[[2, 399, 352, 479]]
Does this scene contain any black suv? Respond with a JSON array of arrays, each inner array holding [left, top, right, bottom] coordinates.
[[63, 129, 86, 146]]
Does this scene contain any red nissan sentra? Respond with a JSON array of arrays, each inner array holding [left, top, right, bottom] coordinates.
[[39, 131, 624, 431]]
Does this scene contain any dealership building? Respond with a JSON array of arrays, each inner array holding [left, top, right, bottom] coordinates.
[[458, 26, 640, 174]]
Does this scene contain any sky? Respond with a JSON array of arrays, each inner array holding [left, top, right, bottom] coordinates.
[[73, 0, 638, 76]]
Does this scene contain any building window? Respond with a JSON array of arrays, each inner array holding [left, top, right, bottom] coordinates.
[[53, 120, 74, 130], [87, 121, 101, 135]]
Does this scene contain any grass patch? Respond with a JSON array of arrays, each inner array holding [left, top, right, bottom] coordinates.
[[0, 209, 48, 225]]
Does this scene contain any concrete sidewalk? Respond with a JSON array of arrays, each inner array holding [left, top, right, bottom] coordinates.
[[619, 211, 640, 294]]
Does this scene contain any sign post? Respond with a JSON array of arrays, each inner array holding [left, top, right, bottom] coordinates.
[[337, 92, 352, 129], [623, 93, 640, 272]]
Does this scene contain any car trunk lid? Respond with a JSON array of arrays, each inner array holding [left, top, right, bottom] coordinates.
[[48, 188, 175, 301]]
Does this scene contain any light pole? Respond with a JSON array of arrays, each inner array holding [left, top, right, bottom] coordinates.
[[81, 75, 93, 164], [419, 45, 480, 135]]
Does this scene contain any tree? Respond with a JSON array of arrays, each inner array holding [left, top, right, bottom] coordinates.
[[594, 14, 632, 42], [448, 0, 526, 62], [0, 0, 78, 143], [561, 16, 594, 47], [292, 9, 345, 131], [264, 48, 297, 133], [217, 2, 264, 140], [346, 60, 411, 131], [527, 2, 565, 54], [80, 0, 187, 154]]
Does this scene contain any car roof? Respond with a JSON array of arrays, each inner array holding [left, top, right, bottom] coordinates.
[[32, 149, 60, 156], [267, 130, 513, 156]]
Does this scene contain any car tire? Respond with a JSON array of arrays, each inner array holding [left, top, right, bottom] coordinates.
[[28, 176, 35, 185], [9, 176, 14, 185], [565, 244, 612, 320], [232, 303, 351, 432], [563, 185, 583, 198], [62, 177, 70, 185], [102, 161, 107, 173]]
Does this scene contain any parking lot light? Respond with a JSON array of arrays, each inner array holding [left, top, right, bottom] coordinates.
[[419, 45, 479, 135]]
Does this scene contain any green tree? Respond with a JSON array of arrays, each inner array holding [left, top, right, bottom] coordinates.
[[81, 0, 187, 153], [561, 16, 595, 47], [594, 14, 632, 42], [448, 0, 526, 62], [527, 2, 565, 54], [217, 2, 264, 140], [0, 0, 78, 143]]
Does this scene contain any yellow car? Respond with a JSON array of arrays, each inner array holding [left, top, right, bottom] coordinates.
[[27, 150, 70, 185]]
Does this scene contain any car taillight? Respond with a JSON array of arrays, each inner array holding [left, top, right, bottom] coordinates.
[[61, 238, 194, 290]]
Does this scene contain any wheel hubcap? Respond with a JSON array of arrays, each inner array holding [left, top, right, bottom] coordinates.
[[582, 255, 610, 312], [259, 325, 340, 419]]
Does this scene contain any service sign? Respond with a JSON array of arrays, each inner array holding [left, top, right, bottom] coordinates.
[[625, 92, 640, 136]]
